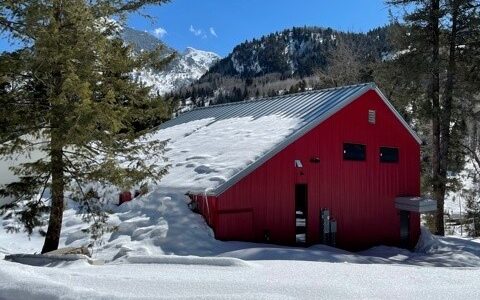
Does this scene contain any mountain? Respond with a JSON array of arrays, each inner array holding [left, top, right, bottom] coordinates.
[[121, 26, 174, 54], [134, 47, 221, 96], [206, 26, 390, 78], [120, 27, 221, 95], [171, 26, 395, 106]]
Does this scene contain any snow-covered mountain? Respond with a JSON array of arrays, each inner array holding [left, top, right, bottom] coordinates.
[[120, 27, 220, 95], [134, 47, 221, 95]]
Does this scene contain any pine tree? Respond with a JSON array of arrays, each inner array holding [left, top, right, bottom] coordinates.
[[0, 0, 171, 253], [387, 0, 480, 235]]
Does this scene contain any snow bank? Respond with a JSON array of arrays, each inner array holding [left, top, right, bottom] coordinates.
[[118, 254, 252, 267], [3, 186, 480, 268], [360, 227, 480, 267], [53, 190, 248, 261], [219, 244, 371, 264], [412, 227, 480, 267], [4, 253, 95, 267], [416, 226, 442, 253], [2, 178, 480, 299], [1, 257, 480, 300]]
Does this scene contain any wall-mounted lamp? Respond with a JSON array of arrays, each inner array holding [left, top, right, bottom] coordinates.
[[294, 160, 303, 168]]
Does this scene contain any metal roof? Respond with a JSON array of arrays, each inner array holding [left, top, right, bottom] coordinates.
[[157, 82, 421, 196]]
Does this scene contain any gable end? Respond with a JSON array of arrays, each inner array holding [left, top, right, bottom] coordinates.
[[210, 84, 421, 196]]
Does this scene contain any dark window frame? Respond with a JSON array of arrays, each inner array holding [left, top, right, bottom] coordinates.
[[343, 143, 366, 161], [380, 147, 399, 163]]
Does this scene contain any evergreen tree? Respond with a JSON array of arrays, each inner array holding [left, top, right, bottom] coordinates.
[[387, 0, 480, 234], [0, 0, 171, 253], [463, 186, 480, 236]]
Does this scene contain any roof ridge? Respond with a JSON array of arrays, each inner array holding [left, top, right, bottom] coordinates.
[[189, 82, 376, 112]]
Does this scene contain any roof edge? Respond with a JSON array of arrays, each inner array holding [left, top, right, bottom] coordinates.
[[374, 86, 422, 144], [189, 82, 375, 112]]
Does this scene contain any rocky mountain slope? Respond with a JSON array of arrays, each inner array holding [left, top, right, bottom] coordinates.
[[206, 26, 390, 78], [121, 27, 220, 95], [134, 47, 220, 95]]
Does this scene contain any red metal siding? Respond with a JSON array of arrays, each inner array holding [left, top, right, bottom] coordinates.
[[217, 210, 254, 240], [196, 90, 421, 250], [189, 194, 218, 229]]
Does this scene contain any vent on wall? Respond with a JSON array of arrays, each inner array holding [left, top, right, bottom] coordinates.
[[368, 110, 376, 124]]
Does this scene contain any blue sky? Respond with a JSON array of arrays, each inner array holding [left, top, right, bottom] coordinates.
[[0, 0, 395, 56], [128, 0, 395, 56]]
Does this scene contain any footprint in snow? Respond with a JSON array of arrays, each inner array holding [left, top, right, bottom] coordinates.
[[194, 165, 216, 174]]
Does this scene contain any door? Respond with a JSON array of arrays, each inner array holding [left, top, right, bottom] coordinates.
[[399, 210, 410, 248], [295, 184, 308, 245]]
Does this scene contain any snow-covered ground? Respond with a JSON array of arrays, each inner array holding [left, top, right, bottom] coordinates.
[[1, 188, 480, 299], [444, 161, 477, 216], [2, 254, 479, 299], [442, 160, 478, 236]]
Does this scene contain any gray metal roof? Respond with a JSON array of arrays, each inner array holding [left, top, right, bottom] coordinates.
[[161, 83, 370, 130], [157, 82, 421, 195]]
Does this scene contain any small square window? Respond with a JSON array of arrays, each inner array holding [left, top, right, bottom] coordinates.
[[343, 143, 366, 161], [380, 147, 399, 163]]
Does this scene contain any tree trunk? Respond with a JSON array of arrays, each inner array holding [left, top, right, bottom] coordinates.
[[428, 0, 444, 235], [437, 0, 459, 236], [42, 0, 66, 254], [41, 140, 65, 253]]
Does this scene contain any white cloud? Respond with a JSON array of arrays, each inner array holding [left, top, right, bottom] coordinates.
[[153, 27, 167, 38], [189, 25, 203, 36], [209, 27, 217, 37]]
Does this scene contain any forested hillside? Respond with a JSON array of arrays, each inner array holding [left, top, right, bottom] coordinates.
[[169, 25, 397, 106], [208, 26, 390, 78]]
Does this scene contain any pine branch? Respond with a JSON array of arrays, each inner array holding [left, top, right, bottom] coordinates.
[[0, 17, 30, 40], [35, 172, 52, 205], [462, 143, 480, 171], [116, 0, 171, 13], [63, 150, 101, 164]]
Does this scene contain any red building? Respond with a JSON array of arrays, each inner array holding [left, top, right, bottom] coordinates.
[[168, 83, 435, 250]]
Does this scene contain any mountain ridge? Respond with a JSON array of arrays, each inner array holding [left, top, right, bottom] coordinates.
[[120, 27, 221, 95], [204, 26, 391, 79], [168, 25, 395, 109]]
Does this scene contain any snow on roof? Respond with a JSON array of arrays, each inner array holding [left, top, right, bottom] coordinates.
[[148, 83, 419, 195]]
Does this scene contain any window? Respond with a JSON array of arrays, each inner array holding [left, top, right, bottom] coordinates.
[[343, 143, 366, 161], [380, 147, 399, 163]]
